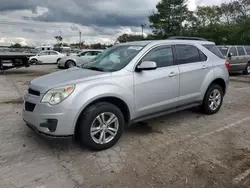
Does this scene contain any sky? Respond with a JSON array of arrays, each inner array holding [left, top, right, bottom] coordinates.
[[0, 0, 226, 46]]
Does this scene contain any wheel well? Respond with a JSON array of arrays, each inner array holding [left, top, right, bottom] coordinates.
[[57, 58, 61, 62], [210, 78, 226, 94], [74, 97, 130, 137]]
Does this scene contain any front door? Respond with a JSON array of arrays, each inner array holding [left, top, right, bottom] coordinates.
[[134, 45, 179, 118], [228, 47, 241, 71]]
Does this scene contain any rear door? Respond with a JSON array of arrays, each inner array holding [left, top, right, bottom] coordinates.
[[237, 47, 247, 70], [174, 44, 210, 106]]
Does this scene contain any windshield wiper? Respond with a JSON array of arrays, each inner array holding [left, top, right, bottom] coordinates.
[[82, 66, 104, 72]]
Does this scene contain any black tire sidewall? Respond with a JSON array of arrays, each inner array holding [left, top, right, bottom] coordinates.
[[202, 84, 223, 115], [79, 102, 125, 151], [244, 63, 250, 75], [31, 59, 38, 64], [66, 60, 76, 68]]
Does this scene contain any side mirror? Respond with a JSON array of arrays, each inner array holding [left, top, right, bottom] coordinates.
[[136, 61, 157, 71], [228, 53, 233, 58]]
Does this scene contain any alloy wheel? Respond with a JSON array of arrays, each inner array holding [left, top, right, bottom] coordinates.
[[90, 112, 119, 144]]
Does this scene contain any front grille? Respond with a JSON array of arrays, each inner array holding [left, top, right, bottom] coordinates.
[[25, 102, 36, 112], [28, 88, 40, 96]]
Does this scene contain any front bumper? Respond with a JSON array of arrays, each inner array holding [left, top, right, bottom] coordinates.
[[22, 93, 77, 137]]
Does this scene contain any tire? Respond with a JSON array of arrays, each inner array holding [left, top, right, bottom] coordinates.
[[78, 102, 124, 151], [201, 84, 223, 115], [65, 60, 76, 68], [31, 58, 38, 64], [243, 63, 250, 75]]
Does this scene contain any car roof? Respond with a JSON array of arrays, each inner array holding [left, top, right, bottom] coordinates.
[[40, 50, 58, 52], [217, 45, 247, 47], [81, 49, 103, 51], [117, 40, 215, 47]]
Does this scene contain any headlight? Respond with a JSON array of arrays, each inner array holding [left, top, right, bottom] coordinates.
[[41, 85, 75, 105]]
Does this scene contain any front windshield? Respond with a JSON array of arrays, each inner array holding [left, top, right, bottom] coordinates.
[[218, 47, 229, 56], [81, 45, 144, 72]]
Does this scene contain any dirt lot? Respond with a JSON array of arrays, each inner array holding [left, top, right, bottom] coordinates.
[[1, 65, 250, 188]]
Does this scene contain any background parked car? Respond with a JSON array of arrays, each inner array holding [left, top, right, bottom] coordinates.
[[217, 45, 250, 74], [29, 50, 65, 64], [57, 49, 103, 69]]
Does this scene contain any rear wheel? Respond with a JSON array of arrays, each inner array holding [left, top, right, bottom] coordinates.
[[78, 102, 124, 150], [201, 84, 223, 115], [66, 60, 76, 68], [243, 63, 250, 75]]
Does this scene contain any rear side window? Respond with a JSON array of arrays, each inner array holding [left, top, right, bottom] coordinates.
[[50, 51, 58, 55], [237, 47, 246, 56], [202, 44, 225, 59], [175, 45, 206, 64], [244, 46, 250, 55]]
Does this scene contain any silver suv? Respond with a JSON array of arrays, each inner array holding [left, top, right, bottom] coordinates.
[[23, 39, 229, 150]]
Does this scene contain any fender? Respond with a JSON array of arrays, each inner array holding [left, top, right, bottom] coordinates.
[[70, 82, 135, 128]]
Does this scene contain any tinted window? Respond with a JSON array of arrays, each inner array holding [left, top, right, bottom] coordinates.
[[244, 46, 250, 55], [229, 47, 237, 56], [237, 47, 245, 56], [79, 51, 90, 56], [199, 50, 207, 61], [50, 51, 58, 55], [202, 44, 224, 59], [175, 45, 200, 64], [218, 47, 229, 56], [92, 51, 101, 55], [142, 46, 173, 68], [39, 51, 48, 55]]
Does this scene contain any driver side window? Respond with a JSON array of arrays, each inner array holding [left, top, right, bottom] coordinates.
[[229, 47, 237, 56], [142, 46, 173, 68], [39, 52, 47, 56]]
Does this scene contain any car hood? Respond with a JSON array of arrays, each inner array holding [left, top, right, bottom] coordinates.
[[30, 67, 111, 93]]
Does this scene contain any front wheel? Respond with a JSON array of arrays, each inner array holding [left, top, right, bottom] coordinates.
[[243, 63, 250, 75], [66, 60, 76, 68], [79, 102, 124, 150], [201, 84, 223, 115]]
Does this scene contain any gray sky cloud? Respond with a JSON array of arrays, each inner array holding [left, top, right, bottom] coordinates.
[[0, 0, 228, 46]]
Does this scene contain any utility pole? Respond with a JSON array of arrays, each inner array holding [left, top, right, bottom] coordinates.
[[79, 31, 82, 49], [141, 24, 146, 39]]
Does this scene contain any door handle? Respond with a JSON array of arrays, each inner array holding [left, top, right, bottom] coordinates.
[[169, 72, 177, 77], [202, 65, 207, 69]]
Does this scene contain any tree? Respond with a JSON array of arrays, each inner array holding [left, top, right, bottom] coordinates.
[[117, 33, 143, 43], [54, 36, 63, 46], [12, 43, 22, 48], [149, 0, 188, 38]]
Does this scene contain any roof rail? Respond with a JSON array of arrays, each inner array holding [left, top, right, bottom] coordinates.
[[167, 36, 208, 41]]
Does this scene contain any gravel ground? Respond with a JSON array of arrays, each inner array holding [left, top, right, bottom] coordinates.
[[0, 65, 250, 188]]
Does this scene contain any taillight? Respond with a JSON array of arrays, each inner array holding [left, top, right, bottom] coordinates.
[[225, 61, 230, 71]]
